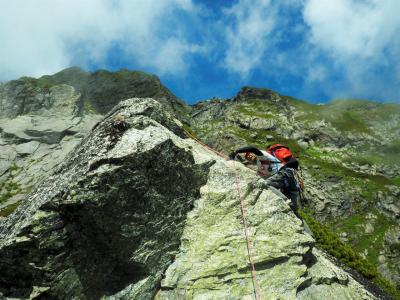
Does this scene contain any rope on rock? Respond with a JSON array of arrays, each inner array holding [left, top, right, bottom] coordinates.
[[183, 129, 262, 300]]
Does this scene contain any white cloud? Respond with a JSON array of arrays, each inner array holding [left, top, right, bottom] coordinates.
[[221, 0, 277, 78], [303, 0, 400, 61], [0, 0, 201, 81], [307, 65, 327, 83], [216, 0, 400, 101], [302, 0, 400, 101], [143, 38, 205, 74], [1, 0, 398, 103]]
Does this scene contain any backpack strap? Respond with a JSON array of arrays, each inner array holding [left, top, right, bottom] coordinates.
[[284, 157, 299, 169]]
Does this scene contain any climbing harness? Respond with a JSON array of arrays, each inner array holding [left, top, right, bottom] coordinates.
[[183, 129, 262, 300]]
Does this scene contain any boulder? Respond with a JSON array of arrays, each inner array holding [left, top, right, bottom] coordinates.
[[0, 115, 78, 145], [265, 134, 274, 141], [250, 117, 276, 130], [15, 141, 40, 156]]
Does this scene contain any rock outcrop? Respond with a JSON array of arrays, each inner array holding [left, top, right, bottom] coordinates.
[[0, 67, 189, 118], [0, 98, 381, 299], [0, 83, 102, 215], [0, 67, 189, 218]]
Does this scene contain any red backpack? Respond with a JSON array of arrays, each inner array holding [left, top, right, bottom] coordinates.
[[267, 144, 299, 169]]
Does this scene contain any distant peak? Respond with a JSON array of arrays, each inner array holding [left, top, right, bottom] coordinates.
[[52, 66, 89, 77], [234, 86, 281, 102], [91, 68, 160, 82]]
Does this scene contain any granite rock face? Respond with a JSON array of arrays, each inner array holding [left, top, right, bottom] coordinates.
[[0, 83, 102, 214], [0, 98, 379, 299]]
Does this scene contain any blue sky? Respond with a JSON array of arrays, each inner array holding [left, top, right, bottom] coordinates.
[[1, 0, 399, 104]]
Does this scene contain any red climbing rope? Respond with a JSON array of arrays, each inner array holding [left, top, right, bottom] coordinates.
[[231, 163, 262, 300], [184, 129, 262, 300]]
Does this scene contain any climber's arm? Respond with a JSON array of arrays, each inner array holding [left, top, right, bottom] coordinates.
[[229, 146, 263, 159]]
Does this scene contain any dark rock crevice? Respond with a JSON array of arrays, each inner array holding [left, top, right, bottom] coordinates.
[[23, 128, 79, 144], [251, 256, 291, 271], [296, 277, 313, 295], [301, 246, 318, 269]]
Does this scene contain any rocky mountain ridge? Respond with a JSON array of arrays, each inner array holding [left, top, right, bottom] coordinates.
[[0, 67, 188, 216], [0, 98, 385, 299], [0, 68, 399, 298], [0, 67, 188, 117]]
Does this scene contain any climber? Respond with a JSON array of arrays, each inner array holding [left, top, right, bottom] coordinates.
[[229, 144, 302, 213]]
